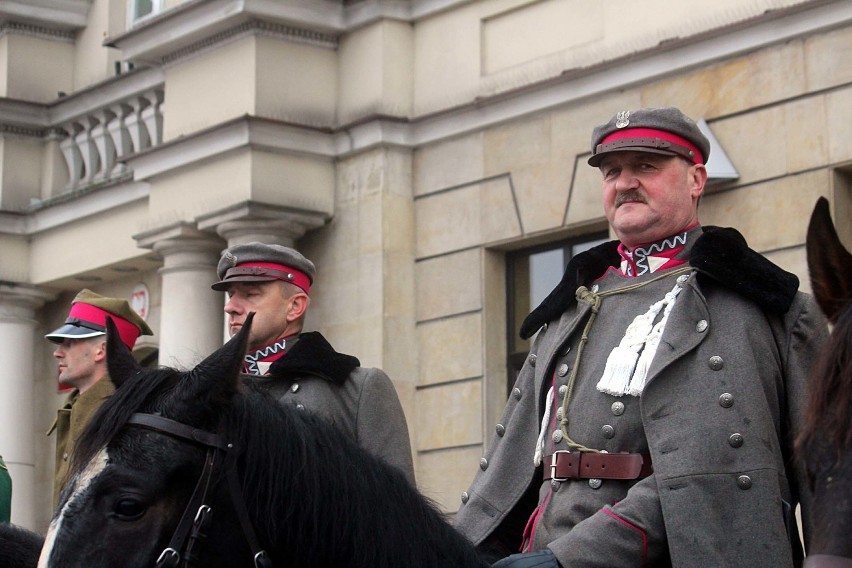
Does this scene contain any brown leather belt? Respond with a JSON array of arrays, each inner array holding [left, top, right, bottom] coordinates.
[[543, 451, 653, 481]]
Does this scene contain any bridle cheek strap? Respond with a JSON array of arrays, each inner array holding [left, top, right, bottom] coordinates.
[[126, 413, 271, 568]]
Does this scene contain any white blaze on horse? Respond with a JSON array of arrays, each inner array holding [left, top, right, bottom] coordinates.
[[799, 197, 852, 568], [31, 313, 488, 567]]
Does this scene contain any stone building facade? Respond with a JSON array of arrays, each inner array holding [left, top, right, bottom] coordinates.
[[0, 0, 848, 533]]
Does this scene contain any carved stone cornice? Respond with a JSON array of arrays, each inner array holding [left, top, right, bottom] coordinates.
[[0, 21, 75, 42], [162, 20, 338, 67]]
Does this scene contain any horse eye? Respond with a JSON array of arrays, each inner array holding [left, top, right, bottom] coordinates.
[[114, 498, 146, 520]]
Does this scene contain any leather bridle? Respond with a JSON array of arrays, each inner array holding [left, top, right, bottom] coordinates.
[[125, 413, 272, 568]]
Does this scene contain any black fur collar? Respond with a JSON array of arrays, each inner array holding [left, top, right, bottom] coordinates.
[[519, 226, 799, 339], [267, 331, 359, 385]]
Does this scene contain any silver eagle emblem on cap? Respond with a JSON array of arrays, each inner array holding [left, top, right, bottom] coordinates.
[[615, 111, 630, 128], [223, 251, 237, 267]]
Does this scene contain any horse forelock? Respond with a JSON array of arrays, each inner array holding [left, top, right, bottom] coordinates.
[[69, 366, 181, 481]]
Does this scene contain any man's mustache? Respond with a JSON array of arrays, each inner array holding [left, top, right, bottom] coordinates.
[[615, 190, 646, 207]]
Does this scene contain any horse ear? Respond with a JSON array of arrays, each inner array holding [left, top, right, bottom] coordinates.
[[806, 196, 852, 323], [105, 316, 142, 388], [189, 311, 254, 387]]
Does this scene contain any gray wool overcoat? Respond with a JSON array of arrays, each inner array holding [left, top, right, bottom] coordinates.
[[244, 331, 415, 485], [454, 227, 829, 567]]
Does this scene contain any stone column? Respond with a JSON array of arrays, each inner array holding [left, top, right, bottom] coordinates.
[[136, 224, 224, 369], [0, 284, 54, 529]]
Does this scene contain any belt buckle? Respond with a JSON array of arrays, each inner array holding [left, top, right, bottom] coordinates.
[[550, 450, 574, 482]]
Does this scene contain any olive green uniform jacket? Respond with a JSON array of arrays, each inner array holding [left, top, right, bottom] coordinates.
[[454, 227, 828, 567], [47, 377, 115, 507], [244, 331, 415, 485]]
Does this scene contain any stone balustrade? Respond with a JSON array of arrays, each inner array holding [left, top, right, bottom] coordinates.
[[57, 86, 164, 191]]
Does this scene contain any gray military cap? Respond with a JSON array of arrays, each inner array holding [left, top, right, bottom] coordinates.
[[588, 107, 710, 167], [211, 242, 316, 294]]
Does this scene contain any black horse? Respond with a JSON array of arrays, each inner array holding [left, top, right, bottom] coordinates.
[[29, 313, 487, 567], [799, 197, 852, 568]]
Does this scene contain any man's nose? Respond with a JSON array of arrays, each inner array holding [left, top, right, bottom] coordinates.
[[224, 297, 241, 314], [614, 170, 639, 191]]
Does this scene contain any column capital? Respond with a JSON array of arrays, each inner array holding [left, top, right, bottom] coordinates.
[[0, 283, 56, 319], [196, 201, 328, 247]]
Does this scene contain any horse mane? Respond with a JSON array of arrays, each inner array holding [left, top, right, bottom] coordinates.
[[796, 300, 852, 461], [69, 362, 484, 567]]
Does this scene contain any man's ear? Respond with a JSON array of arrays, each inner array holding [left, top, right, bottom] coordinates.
[[93, 338, 108, 363], [690, 163, 707, 201], [286, 293, 310, 322]]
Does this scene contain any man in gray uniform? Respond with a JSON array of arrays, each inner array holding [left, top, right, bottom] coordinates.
[[212, 243, 415, 484], [454, 107, 828, 567]]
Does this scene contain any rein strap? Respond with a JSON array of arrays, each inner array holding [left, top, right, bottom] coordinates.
[[126, 413, 271, 568]]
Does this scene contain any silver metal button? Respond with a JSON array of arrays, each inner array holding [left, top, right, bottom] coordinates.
[[601, 424, 615, 439], [63, 452, 69, 461], [479, 458, 489, 471], [291, 383, 300, 393], [513, 387, 522, 400], [591, 284, 600, 293], [552, 430, 563, 444], [728, 433, 744, 448], [719, 393, 734, 408], [611, 401, 625, 416], [558, 384, 568, 397], [556, 407, 564, 421], [677, 274, 690, 284], [528, 353, 537, 366], [737, 475, 752, 490], [708, 356, 724, 371], [542, 323, 548, 331], [496, 424, 505, 437], [589, 478, 603, 489], [296, 403, 305, 410], [696, 320, 709, 333], [551, 480, 560, 492], [557, 363, 569, 377], [461, 491, 469, 504]]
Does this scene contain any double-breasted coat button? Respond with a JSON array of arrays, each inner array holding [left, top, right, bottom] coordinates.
[[461, 491, 469, 504], [556, 407, 564, 421], [557, 363, 569, 377], [719, 393, 734, 408], [496, 424, 505, 437], [728, 433, 744, 448], [552, 430, 563, 444], [677, 274, 690, 284], [558, 384, 568, 397], [589, 479, 603, 489], [611, 401, 625, 416], [528, 353, 537, 366], [737, 475, 752, 490], [551, 480, 560, 492], [696, 320, 709, 333], [591, 284, 600, 293], [296, 403, 305, 410], [601, 425, 615, 439], [512, 387, 522, 400], [479, 458, 489, 471], [708, 356, 724, 371], [291, 383, 300, 393]]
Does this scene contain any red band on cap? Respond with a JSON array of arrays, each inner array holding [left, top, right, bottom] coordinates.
[[239, 262, 311, 294], [68, 302, 141, 349], [601, 128, 704, 164]]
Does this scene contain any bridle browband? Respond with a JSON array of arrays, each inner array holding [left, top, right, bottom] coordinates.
[[125, 413, 272, 568]]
